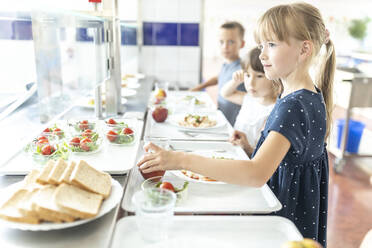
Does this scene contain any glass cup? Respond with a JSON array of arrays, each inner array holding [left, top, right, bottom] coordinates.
[[132, 188, 177, 242], [143, 136, 170, 151]]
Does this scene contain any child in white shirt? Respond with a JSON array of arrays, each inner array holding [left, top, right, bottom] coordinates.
[[221, 47, 282, 156]]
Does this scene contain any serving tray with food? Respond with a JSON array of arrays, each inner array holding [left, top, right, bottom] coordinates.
[[0, 118, 144, 175], [122, 141, 281, 214], [0, 159, 123, 231]]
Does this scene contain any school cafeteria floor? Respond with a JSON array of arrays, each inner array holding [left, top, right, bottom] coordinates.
[[204, 86, 372, 248], [327, 155, 372, 248]]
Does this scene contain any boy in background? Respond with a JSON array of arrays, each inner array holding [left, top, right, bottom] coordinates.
[[191, 21, 245, 125]]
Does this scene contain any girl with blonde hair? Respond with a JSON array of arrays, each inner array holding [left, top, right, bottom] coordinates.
[[138, 3, 335, 246]]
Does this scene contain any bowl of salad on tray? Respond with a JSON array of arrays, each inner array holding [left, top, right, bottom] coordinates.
[[40, 124, 65, 139], [68, 119, 98, 134], [25, 134, 69, 164], [141, 176, 189, 204], [67, 130, 103, 154], [105, 121, 135, 146]]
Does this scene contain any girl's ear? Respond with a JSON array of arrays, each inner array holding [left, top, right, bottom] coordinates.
[[299, 40, 313, 60]]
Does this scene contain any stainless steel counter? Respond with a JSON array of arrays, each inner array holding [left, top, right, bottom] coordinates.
[[0, 77, 154, 248]]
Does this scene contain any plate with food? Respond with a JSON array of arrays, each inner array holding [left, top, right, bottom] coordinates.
[[169, 112, 226, 130], [122, 73, 145, 80], [78, 97, 128, 109], [170, 170, 225, 185], [180, 95, 206, 107], [121, 88, 137, 98], [0, 160, 123, 231]]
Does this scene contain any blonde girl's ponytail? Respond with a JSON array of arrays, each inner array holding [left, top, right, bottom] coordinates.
[[316, 39, 336, 140]]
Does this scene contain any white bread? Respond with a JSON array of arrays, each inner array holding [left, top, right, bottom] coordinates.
[[21, 169, 40, 188], [17, 188, 41, 219], [54, 183, 103, 219], [58, 161, 76, 184], [69, 160, 111, 198], [47, 159, 68, 185], [0, 189, 40, 224], [31, 185, 74, 223], [36, 160, 55, 185]]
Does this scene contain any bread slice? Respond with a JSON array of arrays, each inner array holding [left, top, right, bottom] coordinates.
[[48, 159, 68, 185], [0, 189, 40, 224], [69, 160, 112, 198], [54, 183, 103, 219], [58, 161, 76, 184], [36, 160, 55, 185], [22, 169, 40, 188], [18, 188, 41, 219], [31, 185, 74, 223]]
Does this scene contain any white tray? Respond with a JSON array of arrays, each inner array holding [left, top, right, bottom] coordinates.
[[0, 119, 144, 175], [145, 109, 233, 141], [122, 141, 281, 214], [111, 216, 303, 248]]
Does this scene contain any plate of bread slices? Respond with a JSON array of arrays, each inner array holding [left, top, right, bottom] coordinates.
[[0, 159, 123, 231]]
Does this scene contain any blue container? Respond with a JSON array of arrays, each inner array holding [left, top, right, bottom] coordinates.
[[337, 119, 365, 153]]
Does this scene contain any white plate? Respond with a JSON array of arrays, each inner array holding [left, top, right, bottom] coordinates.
[[125, 82, 140, 89], [78, 97, 127, 109], [121, 88, 137, 97], [170, 170, 225, 185], [168, 112, 226, 131], [0, 179, 123, 231], [122, 73, 145, 80]]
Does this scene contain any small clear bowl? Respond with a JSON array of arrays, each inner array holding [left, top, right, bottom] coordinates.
[[104, 118, 129, 129], [105, 128, 135, 146], [141, 176, 188, 204], [67, 134, 103, 154], [67, 119, 98, 134], [27, 141, 70, 165]]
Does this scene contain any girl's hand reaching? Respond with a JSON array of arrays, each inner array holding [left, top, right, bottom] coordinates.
[[229, 130, 254, 156], [137, 142, 183, 173], [232, 70, 245, 84]]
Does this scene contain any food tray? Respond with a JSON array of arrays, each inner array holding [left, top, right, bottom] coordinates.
[[144, 110, 233, 142], [0, 119, 144, 175], [122, 141, 281, 214], [111, 216, 302, 248]]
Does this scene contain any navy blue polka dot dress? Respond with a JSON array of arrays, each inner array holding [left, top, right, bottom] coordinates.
[[252, 88, 329, 247]]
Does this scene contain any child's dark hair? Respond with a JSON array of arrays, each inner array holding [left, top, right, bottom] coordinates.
[[220, 21, 245, 40], [248, 47, 264, 73], [245, 47, 283, 97]]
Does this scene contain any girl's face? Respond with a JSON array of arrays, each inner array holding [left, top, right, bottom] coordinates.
[[258, 37, 302, 81], [244, 67, 275, 98]]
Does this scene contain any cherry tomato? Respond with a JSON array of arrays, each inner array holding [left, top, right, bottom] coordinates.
[[43, 128, 51, 133], [107, 118, 117, 125], [37, 138, 49, 147], [53, 128, 63, 137], [80, 137, 92, 151], [79, 120, 89, 130], [41, 145, 54, 155], [37, 136, 48, 141], [82, 129, 93, 137], [69, 137, 81, 146], [159, 182, 175, 192], [123, 127, 133, 135], [106, 130, 118, 142]]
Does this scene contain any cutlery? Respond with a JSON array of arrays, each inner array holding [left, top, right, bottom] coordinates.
[[179, 130, 229, 137]]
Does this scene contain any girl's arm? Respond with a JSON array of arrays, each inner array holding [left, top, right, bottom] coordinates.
[[138, 131, 290, 187], [220, 70, 245, 105]]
